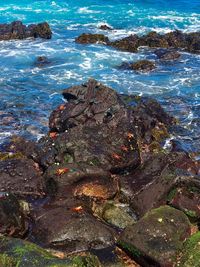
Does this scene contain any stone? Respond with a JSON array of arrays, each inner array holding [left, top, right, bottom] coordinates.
[[110, 34, 140, 52], [176, 231, 200, 267], [99, 24, 113, 30], [0, 21, 52, 41], [75, 33, 109, 44], [118, 206, 191, 267], [154, 48, 181, 61], [32, 207, 116, 252], [0, 192, 28, 237], [0, 158, 44, 197], [130, 60, 156, 72], [0, 236, 101, 267]]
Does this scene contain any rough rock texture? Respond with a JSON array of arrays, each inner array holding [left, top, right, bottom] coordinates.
[[131, 60, 156, 72], [110, 34, 140, 52], [118, 206, 191, 267], [154, 48, 181, 61], [32, 207, 116, 252], [0, 21, 52, 41], [177, 232, 200, 267], [0, 158, 44, 197], [0, 236, 101, 267], [0, 192, 28, 237], [75, 33, 109, 44], [99, 24, 113, 30]]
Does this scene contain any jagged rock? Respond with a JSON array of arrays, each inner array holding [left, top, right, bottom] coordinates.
[[110, 34, 140, 52], [75, 33, 109, 44], [99, 24, 113, 30], [0, 21, 52, 41], [118, 206, 191, 267]]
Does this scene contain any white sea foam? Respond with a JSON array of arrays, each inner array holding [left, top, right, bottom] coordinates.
[[77, 7, 101, 14]]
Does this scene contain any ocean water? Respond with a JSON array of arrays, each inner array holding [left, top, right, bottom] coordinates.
[[0, 0, 199, 153]]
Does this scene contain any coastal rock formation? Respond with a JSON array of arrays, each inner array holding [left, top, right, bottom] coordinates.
[[0, 21, 52, 41], [75, 33, 109, 44], [131, 60, 156, 72], [154, 48, 181, 61]]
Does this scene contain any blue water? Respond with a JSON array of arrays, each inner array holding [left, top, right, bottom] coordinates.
[[0, 0, 199, 153]]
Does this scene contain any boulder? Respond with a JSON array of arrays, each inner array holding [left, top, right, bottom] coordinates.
[[99, 24, 113, 30], [32, 207, 116, 252], [110, 34, 140, 52], [118, 206, 191, 267], [35, 56, 51, 67], [0, 21, 52, 41], [0, 236, 101, 267], [75, 33, 109, 44], [0, 158, 44, 197]]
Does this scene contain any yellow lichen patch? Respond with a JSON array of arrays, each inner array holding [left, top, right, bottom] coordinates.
[[74, 183, 109, 200], [151, 123, 169, 142]]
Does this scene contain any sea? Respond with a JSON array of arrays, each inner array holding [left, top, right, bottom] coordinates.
[[0, 0, 199, 154]]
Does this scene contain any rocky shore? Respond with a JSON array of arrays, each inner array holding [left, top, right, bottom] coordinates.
[[0, 78, 200, 267]]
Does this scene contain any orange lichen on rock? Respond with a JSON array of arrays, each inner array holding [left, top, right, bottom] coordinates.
[[56, 168, 69, 176], [74, 183, 109, 199], [49, 132, 58, 139]]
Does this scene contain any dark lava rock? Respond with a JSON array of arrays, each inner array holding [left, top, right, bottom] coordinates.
[[75, 33, 109, 44], [0, 236, 100, 267], [110, 34, 140, 53], [131, 60, 156, 72], [0, 158, 44, 197], [35, 56, 51, 67], [32, 207, 116, 252], [154, 48, 181, 61], [118, 206, 191, 267], [99, 24, 113, 30], [0, 21, 52, 41], [119, 152, 195, 217], [177, 231, 200, 267], [140, 31, 169, 48], [0, 192, 28, 237], [168, 184, 200, 219]]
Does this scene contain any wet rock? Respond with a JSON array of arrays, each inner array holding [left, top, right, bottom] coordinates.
[[131, 60, 156, 72], [154, 48, 181, 61], [119, 152, 194, 217], [0, 158, 44, 197], [118, 206, 191, 267], [44, 162, 118, 198], [187, 32, 200, 53], [140, 31, 169, 48], [0, 21, 52, 41], [0, 236, 100, 267], [110, 34, 140, 52], [0, 192, 28, 237], [177, 231, 200, 267], [75, 33, 109, 44], [35, 56, 51, 67], [93, 201, 136, 229], [99, 24, 113, 30], [168, 185, 200, 219], [32, 207, 116, 252]]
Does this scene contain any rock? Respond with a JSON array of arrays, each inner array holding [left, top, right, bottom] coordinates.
[[99, 24, 113, 30], [177, 231, 200, 267], [75, 33, 109, 44], [93, 201, 136, 229], [154, 48, 181, 61], [110, 34, 140, 52], [44, 162, 118, 198], [118, 206, 191, 267], [119, 151, 195, 217], [35, 56, 51, 67], [187, 32, 200, 53], [0, 236, 101, 267], [168, 184, 200, 219], [0, 21, 52, 41], [130, 60, 156, 72], [32, 207, 116, 252], [0, 192, 28, 237], [140, 31, 169, 48], [0, 158, 44, 197]]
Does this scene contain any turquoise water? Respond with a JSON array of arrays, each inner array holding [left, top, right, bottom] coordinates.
[[0, 0, 199, 152]]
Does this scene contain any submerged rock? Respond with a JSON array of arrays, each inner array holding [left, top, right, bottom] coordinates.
[[118, 206, 191, 267], [131, 60, 156, 72], [0, 236, 101, 267], [35, 56, 51, 67], [0, 21, 52, 41], [154, 48, 181, 61], [0, 192, 28, 237], [75, 33, 109, 44]]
